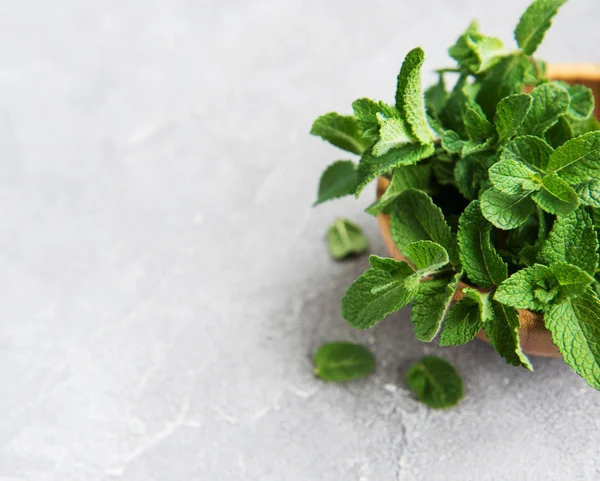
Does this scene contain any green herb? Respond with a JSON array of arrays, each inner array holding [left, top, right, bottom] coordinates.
[[406, 356, 464, 409], [312, 0, 600, 390], [313, 342, 375, 381], [326, 219, 368, 260]]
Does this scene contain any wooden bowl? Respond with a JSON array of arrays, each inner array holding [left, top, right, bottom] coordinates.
[[375, 64, 600, 358]]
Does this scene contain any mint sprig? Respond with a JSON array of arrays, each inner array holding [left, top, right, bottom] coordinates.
[[312, 0, 600, 391]]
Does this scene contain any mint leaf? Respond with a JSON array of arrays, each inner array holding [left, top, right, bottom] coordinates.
[[449, 21, 506, 74], [520, 82, 570, 136], [355, 144, 435, 196], [494, 94, 532, 144], [395, 47, 435, 144], [538, 208, 599, 275], [341, 260, 417, 329], [390, 189, 459, 266], [313, 342, 375, 381], [545, 289, 600, 390], [500, 135, 554, 171], [327, 219, 368, 260], [454, 153, 494, 200], [458, 201, 508, 287], [365, 164, 432, 215], [411, 272, 462, 342], [531, 172, 579, 215], [495, 262, 593, 311], [440, 77, 471, 136], [485, 301, 533, 370], [477, 54, 537, 118], [404, 240, 450, 275], [480, 188, 535, 230], [352, 98, 400, 140], [571, 116, 600, 138], [311, 113, 369, 154], [372, 114, 417, 157], [515, 0, 569, 55], [407, 356, 464, 409], [314, 160, 357, 205], [574, 179, 600, 208], [425, 74, 448, 117], [489, 158, 542, 196], [546, 115, 574, 149], [440, 288, 489, 346], [464, 106, 494, 142], [547, 131, 600, 185], [564, 84, 595, 121]]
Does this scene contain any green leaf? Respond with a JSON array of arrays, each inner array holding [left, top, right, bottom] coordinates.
[[547, 131, 600, 185], [449, 21, 506, 74], [341, 261, 418, 329], [480, 188, 535, 230], [314, 160, 357, 205], [545, 289, 600, 390], [425, 74, 448, 117], [489, 158, 542, 196], [477, 54, 537, 118], [531, 173, 579, 215], [485, 301, 533, 370], [406, 356, 464, 409], [454, 153, 495, 200], [365, 164, 432, 215], [440, 289, 489, 346], [495, 262, 593, 311], [441, 130, 463, 154], [310, 113, 369, 154], [519, 82, 570, 136], [514, 0, 569, 55], [411, 272, 462, 342], [440, 77, 471, 136], [404, 240, 450, 275], [326, 219, 368, 260], [564, 83, 595, 121], [313, 342, 375, 381], [395, 47, 435, 145], [500, 135, 554, 171], [372, 114, 417, 157], [464, 106, 494, 142], [571, 116, 600, 138], [546, 115, 574, 148], [538, 208, 599, 275], [458, 201, 508, 287], [352, 98, 400, 140], [389, 189, 459, 266], [494, 94, 532, 144], [355, 144, 435, 196]]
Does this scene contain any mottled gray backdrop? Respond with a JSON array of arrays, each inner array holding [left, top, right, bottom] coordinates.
[[1, 0, 599, 480]]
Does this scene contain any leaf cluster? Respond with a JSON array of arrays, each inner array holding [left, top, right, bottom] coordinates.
[[311, 0, 600, 390]]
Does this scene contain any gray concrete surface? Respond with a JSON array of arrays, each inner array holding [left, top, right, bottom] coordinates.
[[1, 0, 600, 480]]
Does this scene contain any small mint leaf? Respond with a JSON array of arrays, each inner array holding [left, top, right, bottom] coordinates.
[[547, 262, 594, 300], [411, 271, 463, 342], [489, 158, 542, 196], [464, 106, 494, 142], [458, 200, 508, 287], [454, 153, 495, 200], [372, 114, 417, 157], [515, 0, 569, 55], [519, 82, 570, 136], [480, 188, 535, 230], [500, 135, 554, 171], [494, 264, 552, 311], [485, 301, 533, 370], [574, 179, 600, 208], [404, 240, 450, 275], [449, 21, 506, 74], [425, 74, 448, 117], [314, 160, 357, 206], [310, 113, 369, 154], [531, 173, 579, 215], [406, 356, 464, 409], [440, 288, 489, 346], [546, 115, 574, 149], [547, 131, 600, 185], [494, 94, 532, 144], [390, 189, 459, 266], [326, 218, 368, 260], [352, 98, 400, 140], [341, 262, 417, 329], [313, 342, 375, 382], [563, 83, 595, 121], [396, 47, 436, 144]]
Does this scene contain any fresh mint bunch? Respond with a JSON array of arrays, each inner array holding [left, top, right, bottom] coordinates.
[[311, 0, 600, 390]]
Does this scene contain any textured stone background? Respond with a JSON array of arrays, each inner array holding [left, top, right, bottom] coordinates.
[[1, 1, 600, 480]]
